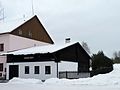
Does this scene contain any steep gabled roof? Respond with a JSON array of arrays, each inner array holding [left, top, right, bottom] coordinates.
[[0, 15, 54, 44], [0, 16, 33, 34]]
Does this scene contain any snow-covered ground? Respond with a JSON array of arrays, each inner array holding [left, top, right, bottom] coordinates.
[[0, 64, 120, 90]]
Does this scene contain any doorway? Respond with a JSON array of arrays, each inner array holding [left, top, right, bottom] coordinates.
[[9, 65, 19, 80]]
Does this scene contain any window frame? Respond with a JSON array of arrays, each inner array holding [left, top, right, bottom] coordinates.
[[28, 31, 32, 38], [0, 63, 3, 71], [34, 66, 40, 74], [0, 44, 4, 51], [25, 66, 29, 74], [45, 66, 51, 74], [18, 29, 22, 35]]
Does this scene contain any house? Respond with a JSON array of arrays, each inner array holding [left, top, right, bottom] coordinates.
[[0, 15, 54, 79], [6, 42, 91, 80]]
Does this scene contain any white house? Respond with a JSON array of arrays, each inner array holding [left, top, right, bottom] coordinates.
[[6, 42, 91, 80], [7, 61, 57, 80], [0, 15, 54, 79]]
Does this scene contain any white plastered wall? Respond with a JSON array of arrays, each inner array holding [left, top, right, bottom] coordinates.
[[0, 34, 9, 78], [0, 34, 50, 78], [6, 61, 57, 80], [0, 56, 6, 77], [8, 34, 49, 52], [0, 34, 9, 53], [58, 61, 78, 72]]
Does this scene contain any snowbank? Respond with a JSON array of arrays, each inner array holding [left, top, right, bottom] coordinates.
[[8, 64, 120, 86], [8, 78, 42, 84], [45, 64, 120, 86]]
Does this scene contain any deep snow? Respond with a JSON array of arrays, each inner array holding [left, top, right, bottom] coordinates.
[[0, 64, 120, 90]]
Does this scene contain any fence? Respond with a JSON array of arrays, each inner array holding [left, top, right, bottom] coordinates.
[[59, 71, 90, 79]]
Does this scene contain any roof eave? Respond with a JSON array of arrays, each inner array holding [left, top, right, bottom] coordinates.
[[0, 32, 10, 35]]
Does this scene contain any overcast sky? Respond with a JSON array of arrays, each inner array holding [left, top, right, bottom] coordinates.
[[0, 0, 120, 57]]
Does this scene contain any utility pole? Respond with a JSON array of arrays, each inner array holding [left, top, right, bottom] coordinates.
[[31, 0, 34, 15], [0, 8, 4, 22]]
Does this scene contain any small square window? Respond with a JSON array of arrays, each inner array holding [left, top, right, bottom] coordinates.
[[34, 66, 39, 74], [25, 66, 29, 74], [28, 31, 32, 38], [0, 44, 4, 51], [18, 29, 22, 35], [45, 66, 51, 74]]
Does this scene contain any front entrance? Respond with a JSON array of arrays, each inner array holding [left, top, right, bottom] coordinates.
[[9, 65, 19, 80]]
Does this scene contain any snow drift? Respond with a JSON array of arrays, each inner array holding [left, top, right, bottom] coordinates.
[[8, 64, 120, 86], [45, 64, 120, 86], [8, 78, 42, 84]]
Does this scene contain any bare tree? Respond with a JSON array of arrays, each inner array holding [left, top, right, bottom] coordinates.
[[113, 51, 118, 59], [118, 51, 120, 58], [81, 41, 90, 54], [113, 51, 120, 63], [113, 51, 120, 59]]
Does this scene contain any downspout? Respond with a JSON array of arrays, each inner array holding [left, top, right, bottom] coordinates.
[[56, 62, 59, 78], [75, 44, 79, 73], [52, 53, 59, 78]]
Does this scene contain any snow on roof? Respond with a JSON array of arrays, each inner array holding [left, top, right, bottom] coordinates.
[[0, 15, 35, 34], [6, 42, 78, 55]]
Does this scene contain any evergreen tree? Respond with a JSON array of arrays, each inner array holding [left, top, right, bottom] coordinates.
[[92, 51, 113, 70]]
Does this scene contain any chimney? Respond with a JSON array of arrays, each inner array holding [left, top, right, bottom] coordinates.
[[65, 38, 71, 43]]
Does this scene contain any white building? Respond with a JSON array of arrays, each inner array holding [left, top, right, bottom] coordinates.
[[7, 61, 57, 80], [6, 42, 91, 80], [0, 15, 54, 78]]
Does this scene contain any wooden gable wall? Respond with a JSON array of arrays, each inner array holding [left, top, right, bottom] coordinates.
[[10, 15, 54, 44], [54, 42, 91, 72], [54, 43, 90, 61]]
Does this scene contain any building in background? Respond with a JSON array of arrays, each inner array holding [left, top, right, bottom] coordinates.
[[0, 15, 54, 79]]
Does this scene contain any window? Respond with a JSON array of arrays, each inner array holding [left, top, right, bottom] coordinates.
[[0, 73, 2, 77], [18, 29, 22, 35], [0, 63, 3, 71], [34, 66, 39, 74], [45, 66, 51, 74], [0, 44, 4, 51], [25, 66, 29, 74], [28, 31, 32, 37]]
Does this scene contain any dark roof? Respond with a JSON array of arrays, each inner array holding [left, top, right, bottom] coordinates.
[[7, 42, 91, 63]]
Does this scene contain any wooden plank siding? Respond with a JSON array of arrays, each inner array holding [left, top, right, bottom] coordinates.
[[53, 42, 91, 72], [10, 15, 54, 44]]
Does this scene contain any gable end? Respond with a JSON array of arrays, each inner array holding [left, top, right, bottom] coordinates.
[[10, 15, 54, 44]]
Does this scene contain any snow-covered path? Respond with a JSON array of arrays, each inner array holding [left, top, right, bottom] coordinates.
[[0, 64, 120, 90], [0, 83, 120, 90]]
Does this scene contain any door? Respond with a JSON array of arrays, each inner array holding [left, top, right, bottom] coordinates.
[[9, 65, 19, 80]]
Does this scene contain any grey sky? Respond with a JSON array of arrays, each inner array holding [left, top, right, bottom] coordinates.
[[0, 0, 120, 57]]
